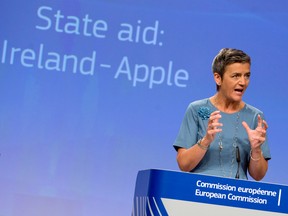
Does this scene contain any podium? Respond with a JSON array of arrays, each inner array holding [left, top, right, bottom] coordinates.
[[132, 169, 288, 216]]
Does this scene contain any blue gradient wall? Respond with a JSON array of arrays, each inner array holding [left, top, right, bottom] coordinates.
[[0, 1, 287, 215]]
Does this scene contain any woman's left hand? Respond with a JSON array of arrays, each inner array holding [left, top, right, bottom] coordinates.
[[242, 115, 268, 150]]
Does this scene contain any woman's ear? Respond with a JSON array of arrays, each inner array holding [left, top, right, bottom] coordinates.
[[214, 72, 221, 86]]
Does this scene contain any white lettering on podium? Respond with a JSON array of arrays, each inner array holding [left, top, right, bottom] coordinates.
[[194, 179, 280, 207], [195, 189, 226, 200]]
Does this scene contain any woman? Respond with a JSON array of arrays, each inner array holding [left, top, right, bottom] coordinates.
[[173, 48, 271, 181]]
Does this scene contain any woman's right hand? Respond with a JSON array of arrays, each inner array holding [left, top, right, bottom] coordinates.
[[205, 110, 223, 143]]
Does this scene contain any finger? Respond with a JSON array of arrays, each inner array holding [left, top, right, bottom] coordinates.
[[262, 119, 268, 130], [207, 126, 222, 136], [208, 111, 222, 131], [210, 123, 223, 131], [261, 130, 266, 137], [207, 121, 223, 130], [242, 121, 250, 131], [256, 135, 266, 144], [257, 114, 264, 128], [210, 110, 221, 115], [209, 111, 221, 123]]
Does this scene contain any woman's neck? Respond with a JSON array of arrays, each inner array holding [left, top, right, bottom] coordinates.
[[210, 94, 244, 113]]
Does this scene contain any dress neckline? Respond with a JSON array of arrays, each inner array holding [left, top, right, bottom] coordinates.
[[207, 98, 246, 115]]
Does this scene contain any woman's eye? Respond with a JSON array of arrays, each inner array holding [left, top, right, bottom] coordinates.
[[244, 74, 250, 79]]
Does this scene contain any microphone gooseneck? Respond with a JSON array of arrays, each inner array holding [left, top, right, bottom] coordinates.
[[235, 146, 241, 179]]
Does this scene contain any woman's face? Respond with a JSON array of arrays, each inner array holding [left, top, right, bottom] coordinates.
[[217, 62, 251, 102]]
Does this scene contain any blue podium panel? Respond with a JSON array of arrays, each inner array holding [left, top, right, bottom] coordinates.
[[132, 169, 288, 216]]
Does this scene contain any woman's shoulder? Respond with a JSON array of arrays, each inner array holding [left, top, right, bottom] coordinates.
[[189, 98, 211, 108], [243, 103, 263, 115], [186, 98, 214, 119]]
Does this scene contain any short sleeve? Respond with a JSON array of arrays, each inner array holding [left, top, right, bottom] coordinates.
[[173, 103, 199, 151]]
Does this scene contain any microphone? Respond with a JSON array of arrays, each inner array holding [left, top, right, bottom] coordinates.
[[235, 146, 241, 179]]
